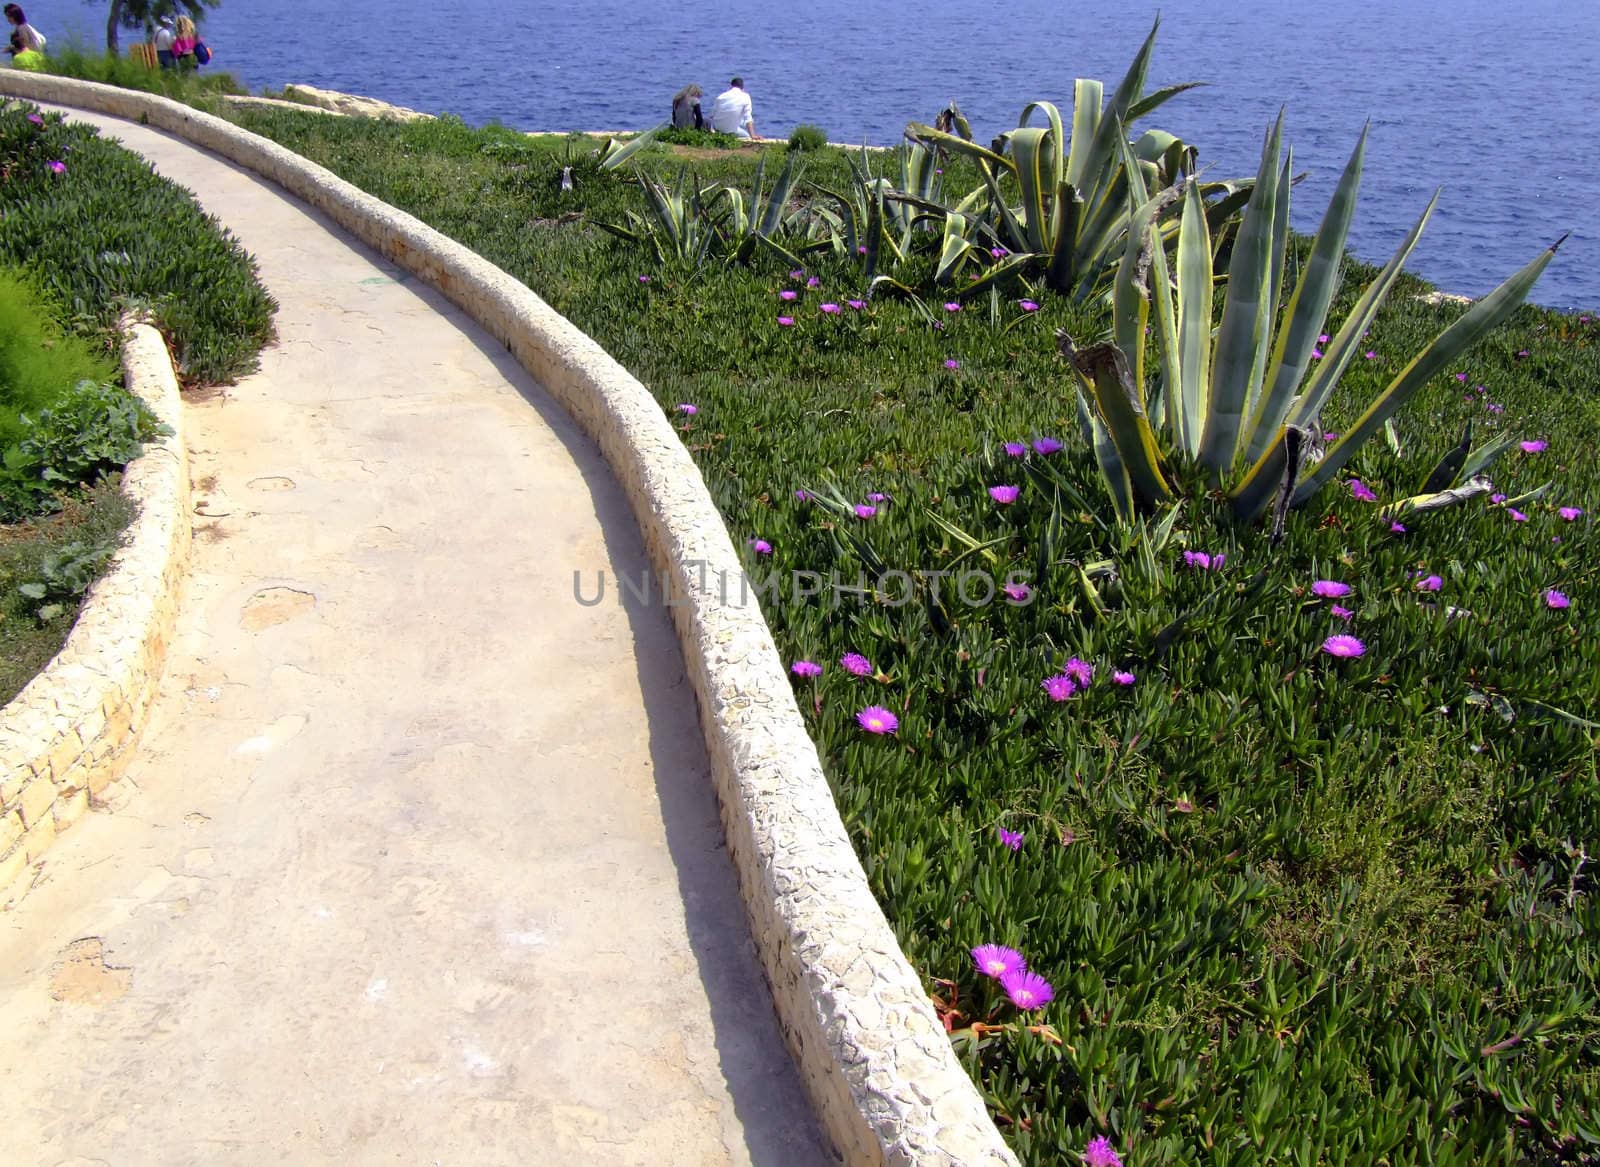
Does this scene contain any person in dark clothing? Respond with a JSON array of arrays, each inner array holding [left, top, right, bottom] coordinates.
[[671, 84, 705, 131]]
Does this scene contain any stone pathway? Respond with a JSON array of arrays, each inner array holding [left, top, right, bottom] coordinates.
[[0, 108, 831, 1167]]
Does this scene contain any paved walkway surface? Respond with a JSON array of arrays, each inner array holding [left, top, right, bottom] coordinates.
[[0, 108, 831, 1167]]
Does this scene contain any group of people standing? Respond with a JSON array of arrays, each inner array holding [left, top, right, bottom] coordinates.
[[671, 77, 760, 140], [152, 13, 208, 69], [4, 4, 46, 70]]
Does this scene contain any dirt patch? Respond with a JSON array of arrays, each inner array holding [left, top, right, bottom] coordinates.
[[240, 586, 315, 630], [661, 143, 764, 163], [49, 937, 130, 1006]]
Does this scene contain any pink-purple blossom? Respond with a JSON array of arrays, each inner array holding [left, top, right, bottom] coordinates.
[[944, 359, 961, 370], [789, 269, 804, 278], [1312, 580, 1351, 598], [1390, 521, 1407, 533], [1349, 479, 1379, 503], [1112, 670, 1136, 685], [1003, 441, 1028, 457], [1083, 1136, 1123, 1167], [1183, 551, 1225, 570], [1031, 437, 1063, 455], [1520, 439, 1548, 453], [1019, 299, 1039, 312], [1322, 634, 1366, 658], [1559, 506, 1583, 520], [840, 652, 873, 676], [1042, 674, 1078, 701], [847, 299, 866, 310], [867, 492, 889, 502], [1310, 349, 1324, 360], [46, 160, 66, 175], [26, 113, 43, 127], [1064, 657, 1093, 686], [748, 538, 772, 555], [856, 705, 899, 734], [943, 302, 961, 312], [1455, 372, 1468, 382], [1509, 509, 1528, 522], [1364, 350, 1378, 360], [794, 489, 810, 501], [996, 827, 1023, 851], [791, 660, 823, 678], [820, 302, 841, 314], [971, 944, 1026, 979], [778, 289, 798, 301], [777, 316, 795, 327], [1330, 604, 1353, 620], [988, 484, 1020, 504], [806, 276, 821, 288], [1546, 589, 1570, 609], [854, 504, 877, 519], [999, 968, 1054, 1011], [1003, 582, 1032, 603], [1415, 574, 1443, 592]]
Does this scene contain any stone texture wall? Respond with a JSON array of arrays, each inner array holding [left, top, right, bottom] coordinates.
[[0, 74, 1018, 1166], [0, 323, 190, 906]]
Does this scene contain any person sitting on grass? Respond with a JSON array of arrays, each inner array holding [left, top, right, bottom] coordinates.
[[707, 77, 760, 141], [671, 84, 705, 131]]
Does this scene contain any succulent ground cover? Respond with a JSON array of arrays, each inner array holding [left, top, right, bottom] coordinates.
[[223, 102, 1599, 1163], [0, 100, 274, 702]]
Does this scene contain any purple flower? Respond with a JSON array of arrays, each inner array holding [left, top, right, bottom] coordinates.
[[999, 968, 1054, 1011], [990, 247, 1010, 258], [1559, 506, 1583, 520], [1064, 657, 1093, 686], [1455, 372, 1468, 382], [748, 538, 772, 555], [1509, 508, 1528, 522], [1310, 349, 1324, 360], [1517, 349, 1530, 358], [1330, 604, 1353, 620], [676, 402, 698, 415], [46, 160, 66, 175], [1042, 674, 1078, 701], [1183, 551, 1224, 570], [856, 705, 899, 734], [846, 299, 866, 310], [1349, 479, 1379, 503], [1084, 1136, 1123, 1167], [779, 289, 798, 301], [806, 276, 821, 288], [1031, 437, 1063, 455], [854, 504, 877, 519], [1389, 521, 1407, 533], [1322, 634, 1366, 658], [1520, 439, 1548, 453], [1112, 670, 1136, 686], [1003, 582, 1032, 603], [777, 316, 795, 327], [996, 827, 1023, 851], [1318, 333, 1330, 344], [1312, 580, 1351, 598], [943, 302, 961, 312], [1364, 350, 1378, 360], [840, 652, 873, 676], [1487, 403, 1505, 414], [1491, 493, 1507, 504], [820, 302, 842, 314], [26, 113, 43, 127], [971, 944, 1026, 979], [789, 269, 804, 279], [1546, 589, 1570, 610], [988, 484, 1020, 504], [1018, 299, 1039, 312], [1323, 432, 1341, 442], [794, 489, 810, 501], [1415, 574, 1443, 592], [1003, 441, 1028, 457], [791, 660, 823, 678], [944, 359, 961, 370], [856, 245, 867, 254], [867, 492, 888, 502]]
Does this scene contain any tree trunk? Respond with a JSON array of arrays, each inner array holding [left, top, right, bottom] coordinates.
[[106, 0, 123, 54]]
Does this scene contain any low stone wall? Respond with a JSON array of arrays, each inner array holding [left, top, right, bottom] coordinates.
[[0, 74, 1017, 1166], [0, 323, 190, 906]]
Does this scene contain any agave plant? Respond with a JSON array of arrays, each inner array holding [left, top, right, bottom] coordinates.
[[902, 18, 1206, 298], [707, 152, 814, 268], [594, 168, 719, 266], [1062, 112, 1563, 526], [592, 123, 665, 171]]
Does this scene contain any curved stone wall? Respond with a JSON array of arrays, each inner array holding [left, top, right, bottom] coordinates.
[[0, 73, 1018, 1166]]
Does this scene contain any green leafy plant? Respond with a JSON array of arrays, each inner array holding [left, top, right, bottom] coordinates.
[[16, 535, 119, 621], [1066, 114, 1562, 524], [787, 123, 829, 152]]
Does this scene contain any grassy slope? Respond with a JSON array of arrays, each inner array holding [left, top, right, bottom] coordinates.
[[224, 107, 1600, 1163]]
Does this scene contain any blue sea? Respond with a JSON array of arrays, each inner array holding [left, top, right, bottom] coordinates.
[[50, 0, 1597, 309]]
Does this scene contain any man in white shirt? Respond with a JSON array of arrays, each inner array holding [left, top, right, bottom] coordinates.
[[707, 78, 758, 140], [153, 15, 176, 68]]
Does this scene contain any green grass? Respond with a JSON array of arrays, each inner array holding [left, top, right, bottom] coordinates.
[[0, 267, 116, 449], [39, 44, 245, 102], [221, 105, 1600, 1164]]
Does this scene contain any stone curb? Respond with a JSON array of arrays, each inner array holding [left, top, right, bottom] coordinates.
[[0, 321, 189, 907], [0, 74, 1017, 1166]]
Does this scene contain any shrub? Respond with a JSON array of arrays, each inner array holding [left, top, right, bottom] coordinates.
[[658, 126, 742, 149], [786, 123, 828, 152], [41, 42, 245, 100], [0, 99, 276, 384], [0, 267, 116, 449]]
